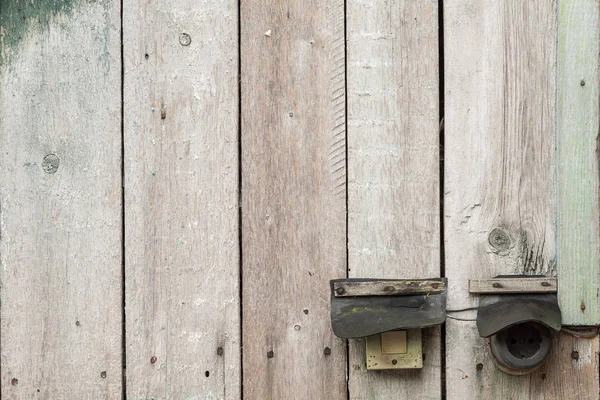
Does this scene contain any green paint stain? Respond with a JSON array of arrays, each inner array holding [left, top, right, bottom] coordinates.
[[0, 0, 78, 65]]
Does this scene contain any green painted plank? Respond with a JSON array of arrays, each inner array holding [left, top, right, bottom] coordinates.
[[557, 0, 600, 326]]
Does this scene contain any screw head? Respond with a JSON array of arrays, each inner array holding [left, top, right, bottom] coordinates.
[[571, 350, 580, 360], [100, 371, 107, 379], [150, 356, 157, 364], [42, 154, 60, 174], [391, 359, 398, 365], [179, 33, 192, 46], [324, 347, 332, 356], [267, 350, 274, 359], [335, 287, 345, 295], [217, 347, 224, 356]]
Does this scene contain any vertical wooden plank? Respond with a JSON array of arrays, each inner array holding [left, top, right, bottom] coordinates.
[[0, 0, 122, 398], [123, 0, 240, 398], [241, 0, 346, 398], [346, 0, 440, 399], [557, 0, 600, 326], [444, 0, 599, 398]]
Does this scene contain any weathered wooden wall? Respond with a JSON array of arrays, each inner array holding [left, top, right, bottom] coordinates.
[[1, 0, 600, 398], [444, 0, 599, 398]]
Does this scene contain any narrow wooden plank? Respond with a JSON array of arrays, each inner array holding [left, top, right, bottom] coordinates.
[[469, 278, 557, 294], [241, 0, 347, 398], [333, 279, 445, 297], [557, 0, 600, 326], [123, 1, 240, 398], [444, 0, 599, 398], [347, 0, 441, 398], [0, 1, 122, 398]]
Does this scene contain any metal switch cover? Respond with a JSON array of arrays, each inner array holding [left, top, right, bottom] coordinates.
[[366, 329, 422, 370]]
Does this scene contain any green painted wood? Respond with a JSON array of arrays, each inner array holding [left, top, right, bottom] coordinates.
[[557, 0, 600, 326]]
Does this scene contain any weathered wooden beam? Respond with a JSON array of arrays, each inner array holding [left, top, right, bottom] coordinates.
[[557, 0, 600, 326], [1, 1, 122, 397], [347, 0, 441, 397], [469, 278, 557, 294], [241, 1, 347, 398], [123, 1, 241, 397], [333, 280, 445, 297]]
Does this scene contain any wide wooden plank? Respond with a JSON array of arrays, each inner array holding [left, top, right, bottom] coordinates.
[[444, 0, 599, 398], [241, 0, 347, 398], [0, 1, 122, 398], [347, 0, 441, 398], [557, 0, 600, 326], [123, 1, 240, 398]]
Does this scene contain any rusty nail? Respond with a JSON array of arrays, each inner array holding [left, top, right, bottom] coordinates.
[[571, 350, 579, 360], [419, 305, 424, 310], [581, 300, 586, 311], [217, 347, 224, 356], [161, 111, 167, 119], [492, 282, 502, 288], [324, 347, 331, 356], [150, 356, 157, 364], [581, 80, 586, 86], [303, 309, 309, 315], [11, 378, 18, 386], [100, 371, 107, 379], [431, 283, 439, 289], [335, 287, 345, 295], [267, 350, 274, 359], [391, 359, 398, 365]]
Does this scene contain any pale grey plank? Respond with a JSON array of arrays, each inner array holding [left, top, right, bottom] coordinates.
[[347, 0, 441, 398], [444, 0, 599, 397], [241, 0, 347, 398], [557, 0, 600, 326], [123, 0, 240, 398], [0, 2, 122, 398]]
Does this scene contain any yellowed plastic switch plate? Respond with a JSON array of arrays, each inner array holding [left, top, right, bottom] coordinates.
[[381, 331, 407, 354], [366, 329, 422, 370]]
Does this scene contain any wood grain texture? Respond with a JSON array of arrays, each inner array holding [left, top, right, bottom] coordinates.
[[347, 0, 441, 398], [445, 0, 599, 398], [557, 0, 600, 326], [240, 0, 347, 398], [0, 1, 122, 398], [333, 279, 445, 297], [123, 1, 240, 398]]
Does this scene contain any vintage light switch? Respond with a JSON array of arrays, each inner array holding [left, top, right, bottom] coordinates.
[[366, 329, 422, 370]]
